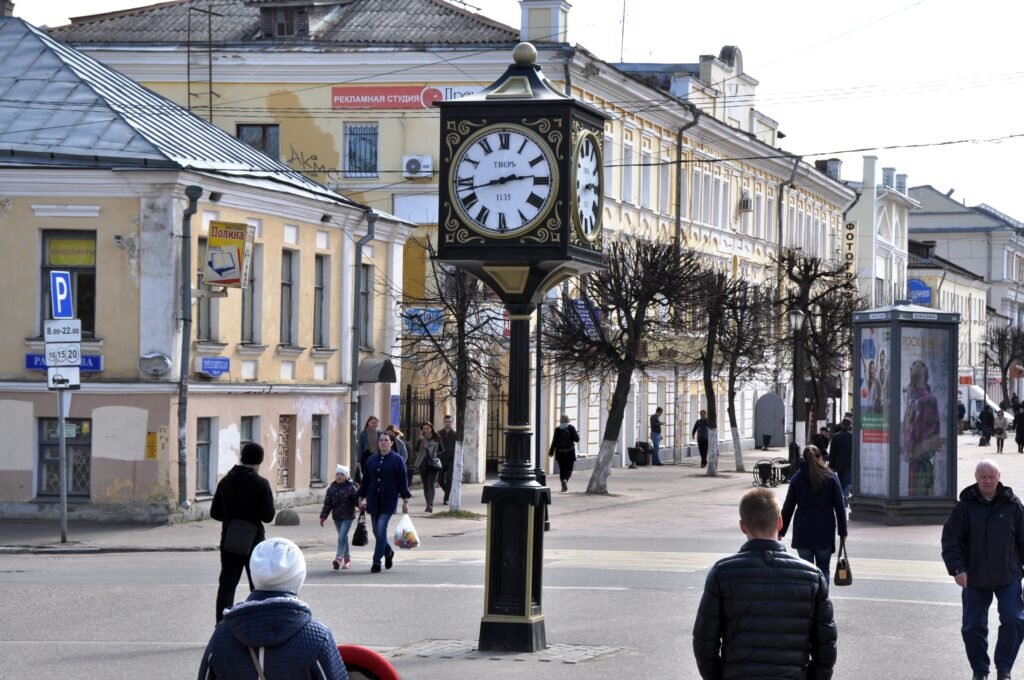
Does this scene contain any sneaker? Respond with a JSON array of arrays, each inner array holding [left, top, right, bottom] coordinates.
[[425, 506, 433, 513], [332, 558, 340, 571], [997, 671, 1011, 680], [973, 674, 988, 680], [370, 564, 382, 573], [385, 551, 394, 570], [342, 557, 351, 570]]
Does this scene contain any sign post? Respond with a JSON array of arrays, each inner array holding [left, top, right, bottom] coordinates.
[[46, 273, 79, 543]]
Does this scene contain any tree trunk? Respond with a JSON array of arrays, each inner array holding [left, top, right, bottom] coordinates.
[[706, 429, 719, 476], [586, 367, 633, 494], [450, 440, 464, 511], [726, 367, 744, 472], [703, 318, 719, 477]]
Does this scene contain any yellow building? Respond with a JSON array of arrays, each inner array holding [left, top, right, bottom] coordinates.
[[51, 0, 853, 472], [0, 17, 411, 521]]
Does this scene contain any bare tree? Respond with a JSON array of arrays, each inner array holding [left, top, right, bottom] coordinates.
[[985, 324, 1024, 405], [717, 280, 779, 472], [543, 237, 701, 494], [392, 237, 503, 511]]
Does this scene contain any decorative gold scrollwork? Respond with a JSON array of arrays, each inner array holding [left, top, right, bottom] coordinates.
[[444, 119, 487, 163]]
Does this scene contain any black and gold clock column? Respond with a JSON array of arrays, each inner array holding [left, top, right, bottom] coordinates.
[[436, 43, 609, 652]]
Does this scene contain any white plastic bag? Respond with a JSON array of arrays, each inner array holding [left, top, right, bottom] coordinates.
[[393, 513, 420, 550]]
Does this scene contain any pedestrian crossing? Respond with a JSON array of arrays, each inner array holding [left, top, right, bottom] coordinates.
[[307, 548, 952, 583]]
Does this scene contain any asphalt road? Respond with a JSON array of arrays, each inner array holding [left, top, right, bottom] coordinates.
[[0, 438, 1009, 679]]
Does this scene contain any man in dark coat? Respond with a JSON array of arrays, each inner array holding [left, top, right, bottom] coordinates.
[[692, 410, 710, 468], [210, 442, 276, 623], [829, 419, 853, 501], [693, 487, 837, 679], [438, 414, 457, 505], [198, 537, 349, 679], [980, 405, 996, 446], [942, 459, 1024, 680]]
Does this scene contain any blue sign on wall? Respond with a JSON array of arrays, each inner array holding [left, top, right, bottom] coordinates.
[[908, 278, 932, 305], [402, 307, 444, 335], [199, 356, 230, 377], [49, 271, 73, 320], [26, 354, 102, 372]]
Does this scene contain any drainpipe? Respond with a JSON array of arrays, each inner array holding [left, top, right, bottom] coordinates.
[[351, 209, 377, 469], [674, 103, 701, 459], [775, 155, 802, 365], [177, 185, 203, 509]]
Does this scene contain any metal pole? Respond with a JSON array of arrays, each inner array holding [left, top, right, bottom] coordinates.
[[58, 389, 67, 543], [535, 304, 550, 530], [790, 326, 801, 472], [177, 185, 203, 509]]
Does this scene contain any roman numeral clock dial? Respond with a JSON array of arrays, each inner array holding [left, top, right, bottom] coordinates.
[[573, 131, 603, 241], [451, 125, 557, 236]]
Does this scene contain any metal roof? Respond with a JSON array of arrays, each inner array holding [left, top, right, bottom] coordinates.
[[48, 0, 519, 46], [0, 16, 359, 206]]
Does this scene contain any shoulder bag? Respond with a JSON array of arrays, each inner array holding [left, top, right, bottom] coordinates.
[[222, 519, 259, 556], [834, 543, 852, 586], [352, 511, 369, 547], [248, 647, 267, 680]]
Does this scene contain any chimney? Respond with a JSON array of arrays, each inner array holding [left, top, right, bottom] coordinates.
[[895, 173, 907, 194], [814, 158, 842, 181], [882, 167, 895, 189], [519, 0, 571, 43], [863, 156, 877, 190], [2, 1, 14, 17]]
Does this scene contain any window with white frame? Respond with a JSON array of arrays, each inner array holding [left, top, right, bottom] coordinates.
[[280, 250, 296, 346], [41, 231, 96, 336], [659, 153, 671, 214], [754, 191, 763, 240], [310, 414, 325, 484], [313, 254, 328, 348], [241, 416, 259, 450], [640, 151, 652, 209], [38, 418, 91, 497], [701, 170, 712, 224], [767, 192, 776, 241], [712, 176, 723, 227], [197, 237, 213, 341], [622, 143, 634, 204], [237, 124, 280, 160], [787, 205, 796, 247], [692, 168, 702, 222], [344, 123, 378, 178], [603, 134, 615, 198], [360, 264, 374, 348], [242, 244, 263, 344], [196, 417, 213, 495]]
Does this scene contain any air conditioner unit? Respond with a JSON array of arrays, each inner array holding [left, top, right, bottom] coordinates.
[[738, 193, 753, 213], [403, 155, 433, 179]]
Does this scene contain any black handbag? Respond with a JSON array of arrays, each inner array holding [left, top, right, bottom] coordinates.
[[834, 543, 852, 586], [352, 512, 369, 547], [222, 519, 259, 556]]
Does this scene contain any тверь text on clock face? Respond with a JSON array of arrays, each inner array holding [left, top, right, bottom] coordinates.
[[451, 125, 557, 235]]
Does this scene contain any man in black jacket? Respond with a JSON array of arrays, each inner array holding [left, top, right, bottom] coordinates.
[[829, 419, 853, 502], [211, 442, 277, 623], [941, 459, 1024, 680], [438, 415, 457, 505], [693, 487, 837, 679]]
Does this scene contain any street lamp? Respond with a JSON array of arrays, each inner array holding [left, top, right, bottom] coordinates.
[[789, 308, 806, 473]]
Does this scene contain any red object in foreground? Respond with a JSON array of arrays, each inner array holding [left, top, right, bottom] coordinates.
[[337, 644, 400, 680]]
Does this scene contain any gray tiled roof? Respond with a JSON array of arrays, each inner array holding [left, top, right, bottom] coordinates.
[[48, 0, 519, 46], [0, 16, 356, 205]]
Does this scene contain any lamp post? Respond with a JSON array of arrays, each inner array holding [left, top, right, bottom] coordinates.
[[788, 308, 806, 472], [982, 340, 990, 411]]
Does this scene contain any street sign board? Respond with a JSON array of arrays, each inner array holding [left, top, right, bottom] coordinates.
[[44, 319, 81, 343], [45, 343, 81, 367], [49, 271, 74, 319], [47, 366, 80, 390]]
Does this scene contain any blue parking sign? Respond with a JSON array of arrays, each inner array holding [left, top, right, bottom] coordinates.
[[50, 271, 73, 320]]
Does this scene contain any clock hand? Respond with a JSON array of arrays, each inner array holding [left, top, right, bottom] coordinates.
[[473, 173, 534, 190]]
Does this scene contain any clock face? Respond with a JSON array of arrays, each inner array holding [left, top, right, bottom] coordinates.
[[450, 125, 557, 235], [573, 132, 603, 239]]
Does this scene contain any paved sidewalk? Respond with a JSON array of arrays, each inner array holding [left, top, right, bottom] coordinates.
[[1, 432, 1019, 554]]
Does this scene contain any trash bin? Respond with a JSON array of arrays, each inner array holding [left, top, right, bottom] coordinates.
[[627, 446, 641, 468], [636, 441, 652, 466]]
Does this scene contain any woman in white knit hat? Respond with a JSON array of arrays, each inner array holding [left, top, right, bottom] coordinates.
[[198, 537, 349, 679], [319, 465, 360, 570]]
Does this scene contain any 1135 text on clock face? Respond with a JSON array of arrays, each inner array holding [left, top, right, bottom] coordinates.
[[452, 125, 557, 235]]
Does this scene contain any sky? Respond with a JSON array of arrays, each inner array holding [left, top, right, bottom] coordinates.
[[16, 0, 1024, 220]]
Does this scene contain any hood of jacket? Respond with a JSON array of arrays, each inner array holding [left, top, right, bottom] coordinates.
[[224, 591, 312, 648], [222, 464, 261, 487], [959, 481, 1016, 504]]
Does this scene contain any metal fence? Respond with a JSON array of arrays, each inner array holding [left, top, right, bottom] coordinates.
[[401, 385, 437, 451], [486, 386, 507, 476]]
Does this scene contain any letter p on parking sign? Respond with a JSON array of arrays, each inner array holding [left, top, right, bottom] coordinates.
[[50, 271, 73, 320]]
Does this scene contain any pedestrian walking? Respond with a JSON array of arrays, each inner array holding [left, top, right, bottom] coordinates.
[[210, 442, 276, 624], [357, 431, 410, 573], [981, 405, 996, 447], [354, 415, 379, 483], [811, 427, 831, 459], [692, 410, 710, 468], [649, 407, 664, 465], [386, 424, 411, 486], [1015, 408, 1024, 453], [780, 445, 848, 581], [413, 421, 443, 513], [828, 419, 853, 502], [548, 414, 580, 492], [198, 537, 350, 680], [438, 415, 457, 505], [941, 459, 1024, 680], [319, 465, 359, 571], [995, 410, 1010, 453], [692, 487, 837, 679], [959, 400, 968, 435]]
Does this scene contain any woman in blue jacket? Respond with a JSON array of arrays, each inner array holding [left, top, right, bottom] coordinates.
[[357, 431, 410, 573], [780, 445, 848, 580]]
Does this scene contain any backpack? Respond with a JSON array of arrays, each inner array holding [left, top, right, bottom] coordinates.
[[554, 427, 574, 452]]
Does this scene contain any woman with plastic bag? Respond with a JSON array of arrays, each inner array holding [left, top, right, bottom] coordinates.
[[357, 431, 410, 573]]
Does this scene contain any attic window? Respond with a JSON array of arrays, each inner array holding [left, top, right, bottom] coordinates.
[[261, 7, 309, 38]]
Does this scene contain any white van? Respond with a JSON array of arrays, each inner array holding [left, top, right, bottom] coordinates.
[[957, 384, 1014, 429]]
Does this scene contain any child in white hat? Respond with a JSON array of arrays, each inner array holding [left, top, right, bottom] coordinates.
[[320, 464, 360, 570]]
